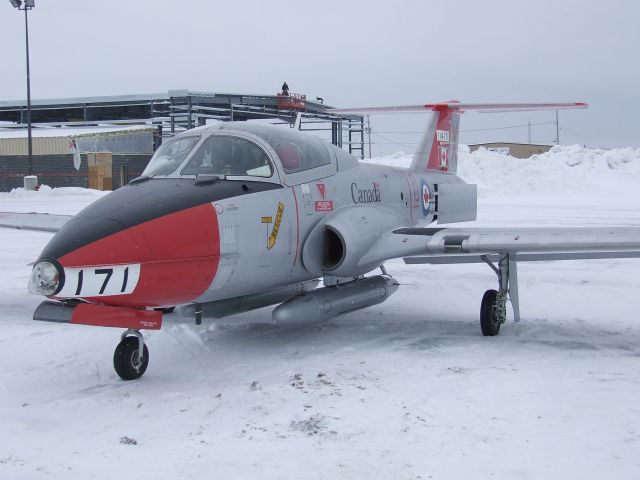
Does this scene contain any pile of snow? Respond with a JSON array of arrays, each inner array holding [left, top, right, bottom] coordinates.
[[0, 186, 108, 215], [366, 145, 640, 201], [459, 145, 640, 199], [2, 185, 106, 199], [364, 150, 413, 169]]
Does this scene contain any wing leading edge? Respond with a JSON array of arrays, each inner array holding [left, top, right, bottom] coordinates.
[[393, 227, 640, 263], [357, 226, 640, 270]]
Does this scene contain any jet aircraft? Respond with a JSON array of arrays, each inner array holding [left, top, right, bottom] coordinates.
[[5, 101, 640, 380]]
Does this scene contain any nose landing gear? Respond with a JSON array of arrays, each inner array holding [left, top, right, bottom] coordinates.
[[114, 329, 149, 380]]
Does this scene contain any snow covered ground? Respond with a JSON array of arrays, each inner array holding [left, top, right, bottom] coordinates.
[[1, 146, 640, 479]]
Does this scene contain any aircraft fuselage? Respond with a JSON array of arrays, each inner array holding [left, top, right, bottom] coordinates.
[[39, 160, 462, 309]]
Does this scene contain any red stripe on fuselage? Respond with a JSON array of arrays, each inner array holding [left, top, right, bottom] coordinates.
[[57, 203, 220, 307], [291, 187, 300, 266]]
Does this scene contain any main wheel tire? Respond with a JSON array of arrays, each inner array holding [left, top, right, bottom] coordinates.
[[113, 336, 149, 380], [480, 289, 501, 336]]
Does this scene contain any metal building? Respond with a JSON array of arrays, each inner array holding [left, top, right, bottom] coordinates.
[[0, 125, 155, 156], [468, 142, 553, 159], [0, 89, 365, 157], [0, 125, 156, 191]]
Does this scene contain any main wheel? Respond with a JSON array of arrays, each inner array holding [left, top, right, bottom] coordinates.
[[113, 336, 149, 380], [480, 289, 501, 336]]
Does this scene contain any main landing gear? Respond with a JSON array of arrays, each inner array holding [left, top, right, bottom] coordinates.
[[114, 329, 149, 380], [479, 253, 520, 336]]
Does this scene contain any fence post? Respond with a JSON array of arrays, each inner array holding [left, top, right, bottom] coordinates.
[[119, 164, 128, 188]]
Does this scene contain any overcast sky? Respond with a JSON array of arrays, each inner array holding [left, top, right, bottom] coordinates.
[[1, 0, 638, 155]]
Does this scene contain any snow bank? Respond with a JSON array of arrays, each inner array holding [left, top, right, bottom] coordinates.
[[366, 145, 640, 200], [460, 145, 640, 198], [0, 186, 108, 215], [364, 150, 412, 169], [2, 185, 107, 199]]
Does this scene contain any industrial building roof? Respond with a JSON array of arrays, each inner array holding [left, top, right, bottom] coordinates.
[[0, 125, 155, 139]]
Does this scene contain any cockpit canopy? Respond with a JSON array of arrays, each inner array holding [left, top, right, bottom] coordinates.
[[140, 122, 353, 182], [181, 135, 273, 178], [226, 123, 332, 174], [141, 135, 200, 178]]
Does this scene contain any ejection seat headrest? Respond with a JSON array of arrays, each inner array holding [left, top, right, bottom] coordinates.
[[275, 143, 300, 171]]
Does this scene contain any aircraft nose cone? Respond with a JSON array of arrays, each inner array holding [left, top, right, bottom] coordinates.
[[41, 215, 139, 264], [39, 183, 220, 307]]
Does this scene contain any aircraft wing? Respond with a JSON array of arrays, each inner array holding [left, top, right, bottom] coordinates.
[[397, 227, 640, 263], [0, 211, 72, 233], [377, 226, 640, 325], [359, 227, 640, 267]]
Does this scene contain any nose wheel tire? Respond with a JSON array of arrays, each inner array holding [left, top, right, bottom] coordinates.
[[114, 336, 149, 380], [480, 289, 501, 336]]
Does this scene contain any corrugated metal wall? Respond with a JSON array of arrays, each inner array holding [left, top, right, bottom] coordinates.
[[0, 129, 155, 156], [75, 131, 154, 155], [0, 137, 69, 156]]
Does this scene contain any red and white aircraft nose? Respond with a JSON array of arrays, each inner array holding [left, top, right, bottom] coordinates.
[[36, 203, 220, 308]]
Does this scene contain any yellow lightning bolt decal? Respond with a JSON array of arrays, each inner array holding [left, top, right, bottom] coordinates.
[[268, 202, 285, 249]]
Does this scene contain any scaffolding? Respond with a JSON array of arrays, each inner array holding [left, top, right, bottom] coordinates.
[[0, 90, 365, 158]]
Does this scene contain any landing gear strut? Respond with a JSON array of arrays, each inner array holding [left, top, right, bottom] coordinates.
[[113, 329, 149, 380], [480, 253, 520, 336]]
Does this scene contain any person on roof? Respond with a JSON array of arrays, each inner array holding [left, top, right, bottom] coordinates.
[[281, 82, 289, 96]]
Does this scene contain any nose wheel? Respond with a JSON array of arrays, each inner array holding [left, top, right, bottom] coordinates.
[[113, 329, 149, 380]]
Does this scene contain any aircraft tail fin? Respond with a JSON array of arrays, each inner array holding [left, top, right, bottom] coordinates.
[[327, 102, 587, 174], [412, 102, 461, 173]]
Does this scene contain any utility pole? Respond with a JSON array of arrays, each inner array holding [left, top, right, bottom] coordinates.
[[9, 0, 36, 184], [527, 119, 531, 143], [555, 110, 560, 145], [366, 114, 372, 159], [24, 2, 33, 175]]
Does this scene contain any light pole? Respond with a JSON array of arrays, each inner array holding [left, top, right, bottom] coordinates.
[[9, 0, 35, 179]]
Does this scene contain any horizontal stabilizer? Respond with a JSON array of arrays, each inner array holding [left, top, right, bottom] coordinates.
[[328, 101, 586, 174], [327, 102, 588, 114]]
